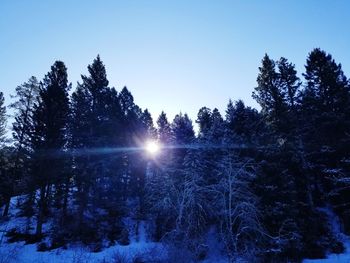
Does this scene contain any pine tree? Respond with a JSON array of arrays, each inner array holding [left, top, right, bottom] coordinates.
[[70, 84, 93, 229], [196, 107, 212, 139], [2, 77, 40, 217], [141, 109, 157, 139], [154, 111, 173, 188], [252, 55, 305, 259], [71, 56, 126, 242], [32, 61, 71, 237], [157, 111, 172, 144], [277, 57, 301, 110], [302, 48, 350, 147], [253, 54, 290, 136], [198, 108, 225, 186], [225, 99, 262, 145], [301, 48, 350, 232], [80, 55, 110, 146], [171, 113, 195, 145], [170, 113, 195, 182]]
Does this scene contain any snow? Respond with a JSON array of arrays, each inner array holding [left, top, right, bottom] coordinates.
[[0, 195, 241, 262], [0, 196, 166, 263], [3, 196, 350, 262], [0, 241, 166, 263]]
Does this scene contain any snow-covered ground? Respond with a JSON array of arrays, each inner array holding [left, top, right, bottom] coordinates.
[[0, 196, 167, 263], [4, 196, 350, 263], [0, 196, 227, 263], [0, 240, 168, 263]]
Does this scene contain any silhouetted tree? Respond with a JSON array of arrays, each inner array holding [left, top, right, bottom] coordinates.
[[32, 61, 70, 237]]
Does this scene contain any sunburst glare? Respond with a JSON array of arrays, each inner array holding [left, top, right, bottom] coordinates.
[[145, 140, 161, 155]]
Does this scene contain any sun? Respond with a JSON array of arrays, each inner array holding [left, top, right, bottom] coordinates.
[[145, 140, 161, 155]]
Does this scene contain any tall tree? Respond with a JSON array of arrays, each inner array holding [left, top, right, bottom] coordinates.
[[225, 99, 262, 145], [253, 54, 299, 136], [70, 84, 93, 230], [196, 107, 212, 139], [2, 77, 40, 217], [277, 57, 301, 110], [302, 48, 350, 146], [71, 56, 126, 242], [157, 111, 172, 144], [32, 61, 71, 236], [171, 113, 195, 145], [301, 48, 350, 227]]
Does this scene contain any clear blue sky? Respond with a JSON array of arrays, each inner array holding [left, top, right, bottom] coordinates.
[[1, 0, 350, 127]]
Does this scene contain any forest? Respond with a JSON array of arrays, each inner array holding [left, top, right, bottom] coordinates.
[[0, 48, 350, 262]]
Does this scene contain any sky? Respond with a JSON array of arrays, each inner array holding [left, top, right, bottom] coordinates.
[[1, 0, 350, 130]]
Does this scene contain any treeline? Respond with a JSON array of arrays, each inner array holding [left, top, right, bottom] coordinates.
[[0, 49, 350, 262]]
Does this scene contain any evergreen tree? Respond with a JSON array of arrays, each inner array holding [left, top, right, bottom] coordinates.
[[170, 113, 195, 182], [157, 111, 172, 144], [301, 48, 350, 230], [209, 108, 225, 143], [225, 99, 261, 144], [253, 54, 295, 136], [277, 57, 301, 109], [71, 56, 126, 243], [171, 113, 195, 145], [197, 108, 225, 186], [32, 61, 71, 237], [196, 107, 212, 138], [141, 109, 157, 139], [70, 84, 93, 230], [302, 48, 350, 147], [3, 77, 40, 217]]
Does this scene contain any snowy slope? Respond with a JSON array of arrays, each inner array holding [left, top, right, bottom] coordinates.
[[0, 240, 167, 263], [0, 196, 166, 263], [0, 195, 229, 263]]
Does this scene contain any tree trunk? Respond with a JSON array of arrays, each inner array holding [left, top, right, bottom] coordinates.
[[2, 197, 11, 217], [62, 180, 70, 221], [78, 183, 87, 227], [36, 186, 46, 237]]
